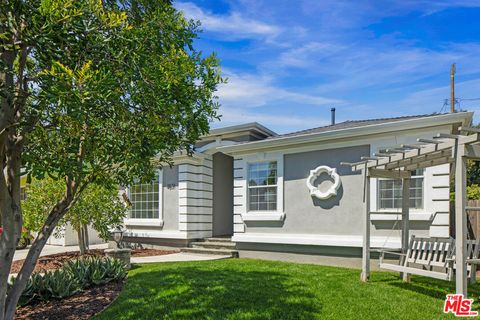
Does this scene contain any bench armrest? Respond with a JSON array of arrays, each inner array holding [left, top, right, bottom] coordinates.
[[381, 251, 406, 257]]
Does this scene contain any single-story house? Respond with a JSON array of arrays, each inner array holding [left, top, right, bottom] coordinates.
[[122, 111, 473, 266]]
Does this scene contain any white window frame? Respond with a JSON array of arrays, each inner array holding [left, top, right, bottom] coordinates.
[[124, 169, 164, 227], [376, 169, 424, 211], [242, 153, 285, 222]]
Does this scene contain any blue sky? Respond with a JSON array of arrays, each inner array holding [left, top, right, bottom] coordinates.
[[175, 0, 480, 134]]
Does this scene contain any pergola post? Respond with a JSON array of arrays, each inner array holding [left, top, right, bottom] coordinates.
[[401, 177, 410, 282], [455, 143, 468, 296], [361, 174, 371, 282]]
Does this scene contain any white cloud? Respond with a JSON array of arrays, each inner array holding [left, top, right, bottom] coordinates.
[[175, 2, 281, 40], [217, 70, 342, 108], [212, 106, 330, 133], [279, 42, 345, 67]]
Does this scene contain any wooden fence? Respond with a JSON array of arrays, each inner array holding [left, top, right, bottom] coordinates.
[[468, 200, 480, 240]]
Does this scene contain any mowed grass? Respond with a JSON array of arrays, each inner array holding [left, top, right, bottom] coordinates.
[[94, 258, 480, 320]]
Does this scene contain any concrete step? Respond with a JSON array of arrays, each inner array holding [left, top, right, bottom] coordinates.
[[180, 247, 239, 258], [191, 241, 236, 250], [204, 237, 233, 243]]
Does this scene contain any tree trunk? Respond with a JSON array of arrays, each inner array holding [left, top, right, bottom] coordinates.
[[3, 175, 93, 320], [77, 226, 86, 255], [82, 224, 90, 252]]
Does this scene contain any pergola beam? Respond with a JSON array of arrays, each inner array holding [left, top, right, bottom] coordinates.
[[361, 176, 371, 282], [384, 149, 452, 170], [465, 144, 480, 160], [455, 144, 468, 295], [352, 133, 479, 171], [368, 168, 411, 179], [402, 156, 454, 171]]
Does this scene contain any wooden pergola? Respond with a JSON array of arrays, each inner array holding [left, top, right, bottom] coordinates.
[[342, 127, 480, 296]]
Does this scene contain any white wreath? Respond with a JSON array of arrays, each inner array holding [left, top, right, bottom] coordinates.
[[306, 165, 342, 200]]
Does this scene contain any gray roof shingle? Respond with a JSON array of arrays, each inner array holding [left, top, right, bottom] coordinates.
[[266, 113, 450, 140]]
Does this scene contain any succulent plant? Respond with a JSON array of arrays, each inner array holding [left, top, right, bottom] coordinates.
[[16, 256, 127, 306]]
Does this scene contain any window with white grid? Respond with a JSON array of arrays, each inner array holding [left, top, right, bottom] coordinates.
[[378, 169, 424, 210], [128, 174, 160, 219], [248, 161, 277, 211]]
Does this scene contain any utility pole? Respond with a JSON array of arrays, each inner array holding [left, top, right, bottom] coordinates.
[[451, 63, 456, 113]]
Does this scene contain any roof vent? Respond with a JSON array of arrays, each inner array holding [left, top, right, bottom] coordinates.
[[331, 108, 336, 125]]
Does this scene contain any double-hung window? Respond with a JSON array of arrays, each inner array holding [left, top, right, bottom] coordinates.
[[377, 169, 424, 210], [247, 161, 277, 211], [128, 173, 161, 219]]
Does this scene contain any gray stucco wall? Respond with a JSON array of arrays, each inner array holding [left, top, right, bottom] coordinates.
[[246, 145, 369, 235], [212, 152, 234, 236], [162, 166, 179, 231], [243, 144, 431, 238]]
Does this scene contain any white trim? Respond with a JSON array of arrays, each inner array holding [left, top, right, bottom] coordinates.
[[370, 212, 434, 221], [124, 169, 164, 227], [202, 122, 277, 138], [124, 219, 164, 227], [196, 140, 238, 154], [244, 153, 284, 214], [241, 212, 285, 222], [232, 233, 402, 249], [124, 230, 209, 239]]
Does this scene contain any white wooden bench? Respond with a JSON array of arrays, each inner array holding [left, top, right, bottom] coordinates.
[[379, 235, 480, 281]]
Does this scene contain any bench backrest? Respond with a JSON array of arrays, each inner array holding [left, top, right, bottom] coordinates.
[[405, 236, 480, 272], [405, 236, 455, 268]]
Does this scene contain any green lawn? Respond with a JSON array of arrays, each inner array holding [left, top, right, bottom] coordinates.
[[94, 259, 480, 320]]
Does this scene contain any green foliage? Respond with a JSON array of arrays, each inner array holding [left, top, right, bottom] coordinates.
[[15, 269, 81, 306], [22, 178, 127, 241], [468, 160, 480, 185], [18, 0, 224, 188], [14, 256, 126, 306], [64, 256, 127, 288], [467, 184, 480, 200]]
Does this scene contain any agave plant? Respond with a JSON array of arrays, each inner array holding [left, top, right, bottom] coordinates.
[[17, 256, 127, 306]]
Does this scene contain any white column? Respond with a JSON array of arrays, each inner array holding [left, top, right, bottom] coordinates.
[[401, 177, 410, 282], [455, 144, 468, 295], [361, 175, 371, 282]]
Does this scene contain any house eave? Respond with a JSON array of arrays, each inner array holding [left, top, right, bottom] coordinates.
[[218, 112, 473, 154], [200, 122, 277, 140]]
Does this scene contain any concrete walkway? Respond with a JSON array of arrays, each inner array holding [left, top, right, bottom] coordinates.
[[14, 244, 229, 264], [13, 243, 109, 261], [131, 252, 230, 264]]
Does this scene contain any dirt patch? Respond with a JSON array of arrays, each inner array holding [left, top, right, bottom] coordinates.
[[11, 248, 177, 274], [15, 280, 124, 320]]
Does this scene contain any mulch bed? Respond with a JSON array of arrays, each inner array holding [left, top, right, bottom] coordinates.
[[11, 248, 178, 274], [15, 280, 124, 320]]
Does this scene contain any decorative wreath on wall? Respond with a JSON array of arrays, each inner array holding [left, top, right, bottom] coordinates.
[[306, 165, 342, 200]]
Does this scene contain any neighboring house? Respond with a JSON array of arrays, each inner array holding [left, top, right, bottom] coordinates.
[[122, 112, 473, 265], [19, 178, 104, 247]]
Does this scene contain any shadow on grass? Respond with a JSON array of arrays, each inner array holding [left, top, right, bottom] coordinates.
[[374, 272, 480, 306], [99, 264, 321, 320]]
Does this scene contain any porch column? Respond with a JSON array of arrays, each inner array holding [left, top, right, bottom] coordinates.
[[401, 177, 410, 282], [455, 143, 468, 296], [361, 174, 371, 282]]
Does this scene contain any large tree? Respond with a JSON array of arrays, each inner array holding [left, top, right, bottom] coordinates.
[[0, 1, 223, 318]]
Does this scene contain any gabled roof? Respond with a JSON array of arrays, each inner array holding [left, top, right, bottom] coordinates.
[[218, 112, 473, 154]]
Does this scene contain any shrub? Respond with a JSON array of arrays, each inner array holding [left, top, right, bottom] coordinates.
[[13, 256, 127, 306], [64, 256, 127, 288], [17, 269, 81, 306]]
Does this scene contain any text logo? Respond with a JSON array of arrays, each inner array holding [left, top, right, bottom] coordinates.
[[444, 294, 478, 317]]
